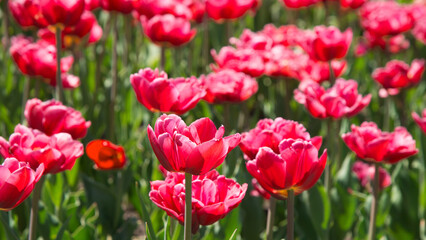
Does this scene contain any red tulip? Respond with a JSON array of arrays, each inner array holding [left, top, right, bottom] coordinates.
[[294, 78, 371, 119], [372, 59, 425, 97], [100, 0, 133, 14], [141, 14, 196, 47], [295, 59, 347, 83], [147, 114, 241, 175], [130, 68, 206, 115], [250, 178, 271, 199], [25, 98, 91, 139], [340, 0, 366, 9], [246, 139, 327, 200], [239, 118, 323, 160], [280, 0, 320, 8], [300, 26, 353, 62], [201, 69, 258, 103], [412, 16, 426, 45], [412, 109, 426, 135], [133, 0, 193, 20], [205, 0, 256, 22], [0, 125, 84, 174], [86, 140, 126, 170], [150, 169, 247, 233], [39, 0, 85, 27], [360, 2, 413, 37], [8, 0, 48, 28], [342, 122, 418, 164], [352, 161, 391, 192], [85, 0, 100, 10], [0, 158, 44, 211], [211, 47, 265, 77]]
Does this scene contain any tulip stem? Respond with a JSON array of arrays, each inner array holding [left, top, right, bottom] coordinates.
[[184, 173, 193, 240], [265, 198, 276, 240], [383, 97, 391, 131], [328, 61, 335, 84], [55, 26, 64, 102], [1, 212, 19, 240], [225, 21, 233, 44], [202, 16, 209, 72], [29, 176, 44, 240], [287, 190, 295, 240], [160, 46, 166, 71], [368, 163, 380, 240], [22, 76, 31, 123], [108, 13, 118, 141]]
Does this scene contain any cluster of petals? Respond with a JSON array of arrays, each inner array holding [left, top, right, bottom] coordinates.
[[250, 178, 271, 199], [372, 59, 425, 97], [140, 14, 197, 47], [8, 0, 48, 28], [25, 98, 91, 139], [294, 78, 371, 119], [246, 139, 327, 200], [205, 0, 259, 22], [342, 122, 418, 164], [147, 114, 241, 175], [280, 0, 320, 8], [355, 32, 410, 56], [149, 169, 247, 233], [352, 161, 391, 192], [86, 140, 126, 170], [10, 36, 80, 89], [412, 109, 426, 135], [0, 158, 44, 211], [408, 4, 426, 44], [134, 0, 205, 23], [239, 117, 322, 160], [130, 68, 206, 115], [200, 69, 258, 104], [0, 125, 84, 174]]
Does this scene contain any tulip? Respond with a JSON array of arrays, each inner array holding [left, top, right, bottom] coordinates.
[[280, 0, 320, 8], [295, 59, 347, 83], [246, 139, 327, 200], [100, 0, 133, 14], [239, 117, 322, 160], [412, 109, 426, 135], [0, 125, 84, 174], [147, 114, 241, 175], [372, 59, 425, 97], [294, 78, 371, 119], [130, 68, 206, 115], [86, 140, 126, 170], [25, 98, 91, 139], [211, 47, 265, 77], [0, 158, 44, 211], [85, 0, 100, 10], [205, 0, 257, 22], [342, 122, 418, 164], [39, 0, 85, 27], [300, 26, 353, 62], [141, 14, 196, 47], [412, 18, 426, 44], [8, 0, 48, 28], [250, 178, 271, 199], [201, 69, 258, 104], [352, 161, 391, 192], [133, 0, 193, 21], [149, 169, 247, 234], [340, 0, 366, 9]]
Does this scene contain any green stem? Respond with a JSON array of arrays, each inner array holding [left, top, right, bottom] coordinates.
[[286, 190, 295, 240], [1, 212, 19, 240], [328, 61, 335, 84], [368, 163, 380, 240], [383, 97, 391, 131], [325, 119, 333, 193], [160, 46, 166, 71], [113, 171, 123, 230], [108, 13, 118, 141], [184, 173, 192, 240], [225, 21, 233, 45], [265, 198, 276, 240], [55, 26, 64, 102], [22, 76, 31, 123], [28, 176, 44, 240], [202, 16, 209, 73]]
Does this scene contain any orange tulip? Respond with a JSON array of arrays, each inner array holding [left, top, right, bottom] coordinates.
[[86, 140, 126, 170]]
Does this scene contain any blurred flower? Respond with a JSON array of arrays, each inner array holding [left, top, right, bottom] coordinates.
[[205, 0, 256, 22], [10, 36, 80, 89], [133, 0, 204, 22], [300, 26, 353, 62], [352, 161, 391, 192], [140, 14, 196, 47], [250, 178, 271, 199], [200, 69, 258, 104], [39, 0, 85, 27], [294, 78, 371, 119], [86, 140, 126, 170], [211, 47, 265, 77], [340, 0, 366, 9], [100, 0, 133, 14], [356, 31, 410, 56], [239, 118, 322, 160], [0, 158, 44, 211], [150, 169, 247, 233], [246, 139, 327, 200], [0, 125, 84, 174], [342, 122, 418, 164], [280, 0, 320, 8], [8, 0, 48, 28], [372, 59, 425, 97], [295, 59, 347, 83], [85, 0, 100, 10], [412, 16, 426, 44], [412, 109, 426, 135], [25, 98, 91, 139], [130, 68, 206, 114], [147, 114, 241, 175]]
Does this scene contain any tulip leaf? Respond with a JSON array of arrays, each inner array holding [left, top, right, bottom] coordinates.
[[304, 184, 331, 238]]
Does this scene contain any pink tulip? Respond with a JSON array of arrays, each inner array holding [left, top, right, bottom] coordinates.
[[239, 118, 322, 160], [150, 169, 247, 233], [246, 139, 327, 200], [294, 78, 371, 119], [342, 122, 418, 164], [250, 178, 271, 199], [205, 0, 257, 22], [25, 98, 91, 139], [130, 68, 206, 115], [294, 59, 347, 83], [8, 0, 48, 28], [0, 125, 84, 174], [352, 161, 391, 192], [0, 158, 44, 211], [39, 0, 85, 27], [211, 47, 265, 77], [147, 114, 241, 175], [412, 109, 426, 135], [280, 0, 320, 8]]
